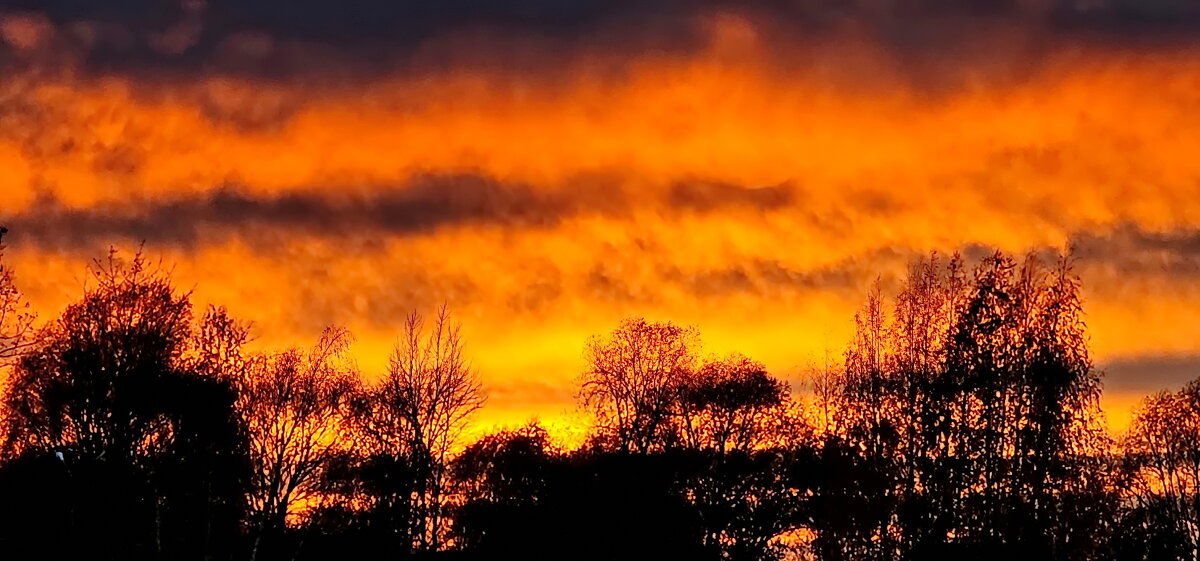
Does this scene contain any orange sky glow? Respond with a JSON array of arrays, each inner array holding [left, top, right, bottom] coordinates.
[[3, 11, 1200, 438]]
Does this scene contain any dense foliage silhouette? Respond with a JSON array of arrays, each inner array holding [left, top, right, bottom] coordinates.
[[0, 232, 1197, 560]]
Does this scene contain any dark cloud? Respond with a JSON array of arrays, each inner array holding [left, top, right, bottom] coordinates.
[[665, 257, 881, 300], [1070, 223, 1200, 278], [10, 180, 1200, 306], [668, 182, 794, 213], [2, 0, 1198, 82], [1100, 353, 1200, 394], [3, 175, 571, 250], [0, 175, 805, 251], [8, 177, 1200, 320], [0, 1, 711, 79], [928, 224, 1200, 283]]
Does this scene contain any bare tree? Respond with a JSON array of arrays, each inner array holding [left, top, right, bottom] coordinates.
[[0, 228, 34, 368], [1122, 380, 1200, 559], [678, 354, 790, 455], [580, 317, 699, 454], [801, 348, 845, 440], [358, 305, 485, 551], [189, 305, 252, 382], [240, 326, 359, 560]]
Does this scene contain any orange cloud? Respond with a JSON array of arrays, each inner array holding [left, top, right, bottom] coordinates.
[[2, 17, 1200, 437]]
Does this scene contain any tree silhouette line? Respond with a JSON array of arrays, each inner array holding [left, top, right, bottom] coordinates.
[[0, 230, 1197, 561]]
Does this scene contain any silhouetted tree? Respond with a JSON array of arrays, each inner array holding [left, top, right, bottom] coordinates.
[[577, 319, 807, 559], [193, 305, 253, 382], [887, 254, 962, 556], [0, 249, 250, 560], [348, 306, 485, 552], [239, 326, 359, 561], [535, 448, 710, 561], [1119, 379, 1200, 560], [944, 253, 1108, 557], [820, 252, 1111, 560], [678, 354, 790, 455], [826, 280, 905, 559], [0, 244, 1177, 561], [675, 355, 804, 559], [0, 227, 34, 367], [452, 423, 708, 560], [580, 317, 699, 454], [451, 422, 557, 553]]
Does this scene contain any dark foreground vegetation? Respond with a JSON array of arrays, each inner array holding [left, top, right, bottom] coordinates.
[[0, 230, 1197, 561]]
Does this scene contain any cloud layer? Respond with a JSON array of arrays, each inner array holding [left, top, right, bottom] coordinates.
[[5, 0, 1200, 82], [1, 4, 1199, 432]]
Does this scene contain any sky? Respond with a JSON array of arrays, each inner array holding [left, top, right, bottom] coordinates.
[[2, 0, 1200, 435]]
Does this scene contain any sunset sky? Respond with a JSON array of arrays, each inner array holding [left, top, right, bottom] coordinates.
[[2, 0, 1200, 436]]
